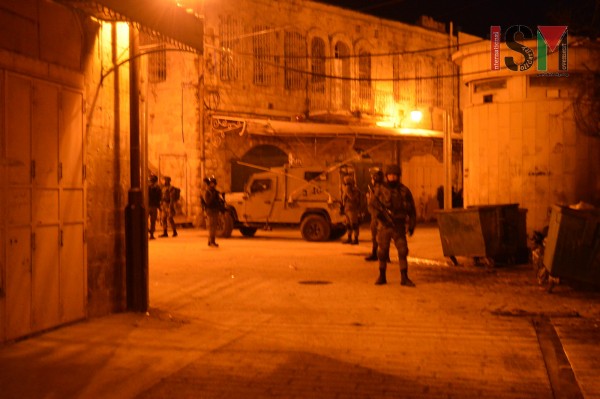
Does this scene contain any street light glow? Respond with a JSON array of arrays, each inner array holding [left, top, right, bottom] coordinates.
[[410, 110, 423, 123]]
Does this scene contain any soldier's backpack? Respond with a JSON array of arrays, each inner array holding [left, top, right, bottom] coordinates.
[[171, 186, 181, 201]]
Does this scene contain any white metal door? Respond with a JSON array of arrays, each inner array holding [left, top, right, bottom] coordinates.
[[59, 89, 85, 324], [5, 75, 33, 340], [2, 73, 86, 341], [31, 81, 61, 333]]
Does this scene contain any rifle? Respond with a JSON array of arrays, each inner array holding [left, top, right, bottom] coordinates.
[[371, 193, 397, 228]]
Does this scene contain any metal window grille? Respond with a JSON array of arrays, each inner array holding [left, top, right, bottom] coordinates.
[[219, 15, 244, 82], [393, 55, 401, 102], [310, 37, 326, 93], [284, 31, 307, 90], [358, 50, 371, 101], [253, 25, 277, 86], [140, 33, 167, 83], [435, 64, 444, 108], [333, 42, 351, 110]]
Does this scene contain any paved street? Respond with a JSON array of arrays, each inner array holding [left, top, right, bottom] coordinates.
[[1, 225, 600, 398]]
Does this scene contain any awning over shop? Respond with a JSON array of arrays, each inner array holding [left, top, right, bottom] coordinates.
[[214, 116, 462, 141], [58, 0, 203, 52]]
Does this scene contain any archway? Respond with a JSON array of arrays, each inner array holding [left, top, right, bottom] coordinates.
[[231, 144, 288, 192]]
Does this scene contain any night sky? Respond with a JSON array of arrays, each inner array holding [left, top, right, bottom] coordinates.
[[314, 0, 599, 38]]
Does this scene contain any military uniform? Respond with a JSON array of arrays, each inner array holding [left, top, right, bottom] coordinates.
[[147, 175, 162, 239], [341, 175, 361, 244], [370, 164, 417, 286], [159, 176, 178, 237], [203, 176, 223, 247], [365, 168, 384, 260]]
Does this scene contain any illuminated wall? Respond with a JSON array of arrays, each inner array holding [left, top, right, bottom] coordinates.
[[454, 38, 600, 232]]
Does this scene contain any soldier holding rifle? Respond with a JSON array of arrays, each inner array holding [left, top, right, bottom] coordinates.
[[370, 164, 417, 286]]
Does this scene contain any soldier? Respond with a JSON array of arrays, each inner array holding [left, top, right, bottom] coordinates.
[[365, 167, 384, 260], [147, 174, 162, 239], [370, 164, 417, 286], [159, 176, 178, 238], [203, 176, 223, 247], [341, 175, 361, 245]]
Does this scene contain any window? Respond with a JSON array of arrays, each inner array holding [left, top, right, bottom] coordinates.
[[219, 15, 243, 81], [435, 64, 444, 108], [140, 33, 166, 83], [250, 179, 272, 193], [358, 49, 371, 100], [473, 79, 507, 92], [304, 171, 326, 181], [284, 31, 307, 90], [253, 26, 278, 86], [311, 37, 326, 93]]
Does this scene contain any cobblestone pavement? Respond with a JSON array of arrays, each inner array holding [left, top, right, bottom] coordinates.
[[1, 225, 599, 399]]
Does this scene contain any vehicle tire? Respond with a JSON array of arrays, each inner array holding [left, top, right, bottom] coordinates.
[[216, 212, 234, 238], [239, 227, 257, 237], [300, 214, 331, 242]]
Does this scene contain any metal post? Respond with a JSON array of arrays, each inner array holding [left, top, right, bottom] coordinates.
[[443, 111, 453, 210], [125, 25, 149, 312]]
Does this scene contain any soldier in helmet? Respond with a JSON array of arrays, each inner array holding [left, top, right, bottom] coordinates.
[[159, 176, 178, 238], [203, 175, 223, 247], [341, 174, 361, 245], [147, 174, 162, 239], [365, 167, 384, 260], [370, 164, 417, 286]]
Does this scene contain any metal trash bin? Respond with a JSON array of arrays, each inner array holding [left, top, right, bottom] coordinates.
[[436, 203, 525, 266], [544, 205, 600, 284]]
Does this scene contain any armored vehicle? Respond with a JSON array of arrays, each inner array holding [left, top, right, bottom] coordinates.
[[217, 165, 354, 241]]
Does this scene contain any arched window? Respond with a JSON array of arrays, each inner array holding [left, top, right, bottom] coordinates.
[[333, 41, 351, 109], [358, 49, 371, 101]]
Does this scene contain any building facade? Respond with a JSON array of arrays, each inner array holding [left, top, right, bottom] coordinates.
[[453, 34, 600, 232], [0, 0, 203, 342], [145, 0, 462, 226], [0, 0, 460, 342]]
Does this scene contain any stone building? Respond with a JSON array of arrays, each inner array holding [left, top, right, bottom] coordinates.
[[0, 0, 202, 342], [453, 33, 600, 232], [144, 0, 462, 226], [0, 0, 460, 343]]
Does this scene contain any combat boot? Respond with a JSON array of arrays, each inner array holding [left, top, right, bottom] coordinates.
[[375, 268, 387, 285], [159, 230, 168, 238], [172, 229, 178, 237], [400, 270, 415, 287], [365, 244, 377, 261], [342, 234, 352, 244]]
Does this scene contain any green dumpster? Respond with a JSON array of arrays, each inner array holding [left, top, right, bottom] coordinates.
[[436, 204, 526, 266], [544, 205, 600, 284]]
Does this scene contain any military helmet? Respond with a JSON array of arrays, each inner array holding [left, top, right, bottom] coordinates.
[[369, 166, 381, 175], [385, 164, 401, 176], [149, 175, 158, 183], [343, 175, 355, 185], [208, 175, 217, 184], [163, 176, 171, 183]]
